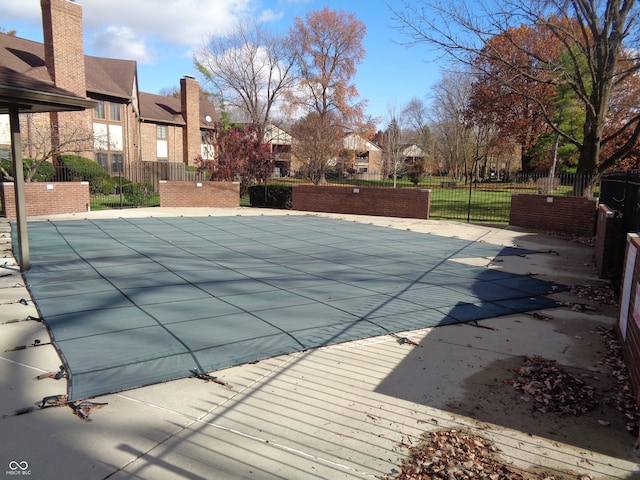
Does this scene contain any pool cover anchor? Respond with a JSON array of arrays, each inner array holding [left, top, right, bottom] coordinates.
[[390, 333, 420, 346], [190, 369, 233, 389], [36, 365, 67, 380], [39, 394, 108, 421], [5, 339, 51, 351], [2, 315, 43, 325]]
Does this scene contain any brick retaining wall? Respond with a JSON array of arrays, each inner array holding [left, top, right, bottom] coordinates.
[[159, 181, 239, 208], [291, 185, 430, 219], [594, 204, 620, 279], [509, 193, 598, 236], [618, 234, 640, 407], [0, 182, 90, 218]]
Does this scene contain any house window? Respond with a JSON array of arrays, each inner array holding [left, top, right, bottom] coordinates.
[[95, 152, 123, 175], [109, 102, 121, 121], [94, 100, 105, 119], [112, 154, 123, 174], [96, 153, 108, 170], [157, 125, 167, 139]]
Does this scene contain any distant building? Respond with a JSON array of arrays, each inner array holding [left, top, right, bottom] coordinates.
[[402, 144, 427, 165], [264, 123, 293, 177], [342, 133, 383, 174], [0, 0, 218, 174]]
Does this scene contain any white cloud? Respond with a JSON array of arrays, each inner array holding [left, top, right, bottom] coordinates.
[[0, 2, 41, 20], [257, 9, 284, 23], [0, 0, 288, 66], [89, 25, 154, 64], [83, 0, 262, 47]]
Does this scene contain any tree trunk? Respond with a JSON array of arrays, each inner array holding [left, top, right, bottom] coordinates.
[[575, 114, 601, 196]]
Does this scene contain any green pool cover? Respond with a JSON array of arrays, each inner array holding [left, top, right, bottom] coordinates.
[[19, 215, 562, 400]]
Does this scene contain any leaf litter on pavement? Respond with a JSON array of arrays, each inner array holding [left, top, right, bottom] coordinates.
[[383, 283, 636, 480]]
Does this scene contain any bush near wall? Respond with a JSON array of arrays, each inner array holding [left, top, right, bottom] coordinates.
[[248, 184, 292, 209], [0, 159, 56, 182], [57, 155, 109, 194]]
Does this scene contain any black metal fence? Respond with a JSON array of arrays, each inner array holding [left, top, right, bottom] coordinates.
[[263, 172, 595, 224], [1, 157, 598, 222], [0, 161, 205, 210], [598, 170, 640, 293], [599, 170, 640, 232]]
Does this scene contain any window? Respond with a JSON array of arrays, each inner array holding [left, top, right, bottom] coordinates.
[[94, 100, 105, 119], [109, 102, 121, 121], [157, 125, 167, 139], [95, 152, 123, 175], [112, 154, 123, 174], [96, 153, 108, 170]]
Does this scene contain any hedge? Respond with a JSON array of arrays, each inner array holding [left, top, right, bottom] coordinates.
[[248, 184, 292, 209]]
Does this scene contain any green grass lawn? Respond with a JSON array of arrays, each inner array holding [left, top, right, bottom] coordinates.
[[428, 187, 517, 223], [90, 193, 160, 211]]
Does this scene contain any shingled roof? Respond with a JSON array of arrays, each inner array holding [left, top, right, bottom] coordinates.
[[138, 92, 184, 125], [139, 91, 219, 127], [1, 31, 217, 127], [0, 31, 136, 100]]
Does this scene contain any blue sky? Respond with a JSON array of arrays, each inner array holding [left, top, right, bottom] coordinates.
[[0, 0, 444, 128]]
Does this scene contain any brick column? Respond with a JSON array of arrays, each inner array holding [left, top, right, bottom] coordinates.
[[181, 76, 201, 166]]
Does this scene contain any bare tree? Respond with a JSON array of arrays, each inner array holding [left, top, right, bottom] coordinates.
[[402, 98, 431, 145], [380, 108, 408, 187], [391, 0, 640, 192], [429, 71, 477, 180], [290, 111, 344, 184], [1, 113, 95, 182], [195, 20, 297, 135], [402, 97, 434, 170]]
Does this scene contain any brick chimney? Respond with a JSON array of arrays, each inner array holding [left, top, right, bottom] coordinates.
[[41, 0, 91, 154], [41, 0, 86, 96], [181, 76, 201, 166]]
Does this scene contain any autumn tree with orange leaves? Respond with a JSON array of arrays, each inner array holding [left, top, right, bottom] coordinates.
[[286, 7, 367, 184], [392, 0, 640, 194], [465, 24, 560, 173]]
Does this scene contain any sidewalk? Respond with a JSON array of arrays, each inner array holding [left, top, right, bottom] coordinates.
[[1, 208, 639, 479]]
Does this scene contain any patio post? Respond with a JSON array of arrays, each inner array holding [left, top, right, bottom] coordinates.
[[9, 105, 30, 272]]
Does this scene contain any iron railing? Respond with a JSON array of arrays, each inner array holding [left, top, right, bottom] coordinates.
[[1, 159, 598, 222]]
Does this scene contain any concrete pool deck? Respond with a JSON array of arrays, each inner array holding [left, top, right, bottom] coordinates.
[[1, 207, 638, 479]]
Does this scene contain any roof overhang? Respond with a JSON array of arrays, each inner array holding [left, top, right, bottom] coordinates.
[[0, 84, 96, 114], [0, 70, 96, 273]]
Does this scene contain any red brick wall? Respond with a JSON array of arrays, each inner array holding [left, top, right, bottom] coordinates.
[[139, 123, 185, 163], [292, 185, 430, 219], [41, 0, 91, 152], [594, 205, 618, 278], [181, 77, 201, 167], [0, 182, 90, 218], [509, 194, 597, 236], [159, 181, 239, 208], [42, 0, 86, 96], [618, 234, 640, 406]]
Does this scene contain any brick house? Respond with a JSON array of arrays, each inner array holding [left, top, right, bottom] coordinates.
[[342, 133, 383, 174], [0, 0, 218, 175]]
